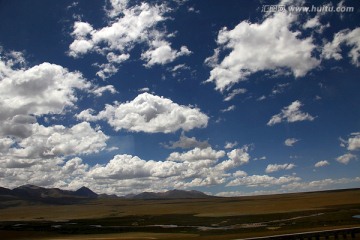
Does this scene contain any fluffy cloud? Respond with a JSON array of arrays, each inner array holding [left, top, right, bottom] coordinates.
[[68, 39, 94, 57], [77, 92, 209, 133], [0, 156, 93, 189], [224, 141, 238, 149], [303, 16, 321, 29], [347, 133, 360, 151], [282, 177, 360, 192], [265, 163, 296, 173], [216, 146, 250, 171], [226, 174, 300, 187], [0, 122, 108, 165], [0, 49, 109, 169], [267, 101, 315, 126], [76, 146, 241, 192], [314, 160, 329, 168], [216, 190, 281, 197], [0, 59, 90, 120], [68, 2, 190, 78], [89, 154, 180, 180], [93, 85, 117, 97], [163, 132, 210, 149], [284, 138, 299, 147], [176, 176, 227, 189], [75, 109, 100, 122], [0, 137, 15, 153], [205, 11, 319, 92], [12, 122, 108, 158], [85, 145, 250, 191], [2, 154, 180, 193], [0, 115, 36, 139], [141, 41, 191, 67], [94, 55, 130, 79], [0, 142, 253, 194], [71, 21, 94, 38], [68, 3, 165, 57], [322, 28, 360, 66], [302, 6, 330, 34], [167, 147, 225, 162], [336, 153, 357, 165], [0, 158, 61, 188], [62, 157, 89, 176], [106, 0, 129, 18], [340, 132, 360, 151], [232, 170, 247, 177]]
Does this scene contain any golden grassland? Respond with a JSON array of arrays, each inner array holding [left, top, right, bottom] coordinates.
[[1, 188, 360, 239], [1, 189, 360, 221]]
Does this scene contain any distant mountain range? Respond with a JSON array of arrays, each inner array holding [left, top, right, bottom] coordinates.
[[0, 185, 212, 203], [0, 184, 100, 204], [125, 189, 212, 199]]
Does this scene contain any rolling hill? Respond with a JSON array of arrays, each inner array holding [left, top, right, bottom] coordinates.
[[0, 185, 212, 202]]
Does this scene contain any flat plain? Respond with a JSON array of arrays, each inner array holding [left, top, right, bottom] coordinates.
[[1, 188, 360, 239]]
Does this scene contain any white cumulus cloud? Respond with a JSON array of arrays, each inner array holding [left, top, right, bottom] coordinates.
[[0, 60, 90, 120], [336, 153, 357, 165], [314, 160, 329, 168], [68, 2, 191, 78], [267, 101, 315, 126], [167, 147, 225, 162], [224, 141, 238, 149], [89, 154, 180, 180], [265, 163, 296, 173], [340, 132, 360, 151], [77, 92, 209, 133], [205, 11, 319, 92], [322, 27, 360, 67], [93, 85, 117, 97], [141, 41, 191, 67], [10, 122, 108, 159], [0, 49, 109, 168], [282, 177, 360, 192], [106, 0, 129, 18], [216, 146, 250, 171], [226, 174, 300, 187]]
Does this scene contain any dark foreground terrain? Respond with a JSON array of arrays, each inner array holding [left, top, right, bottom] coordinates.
[[0, 187, 360, 239]]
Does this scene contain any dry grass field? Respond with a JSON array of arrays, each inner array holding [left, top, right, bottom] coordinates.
[[1, 189, 360, 221], [1, 188, 360, 239]]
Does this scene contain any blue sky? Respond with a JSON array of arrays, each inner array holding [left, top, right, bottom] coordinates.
[[0, 0, 359, 196]]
